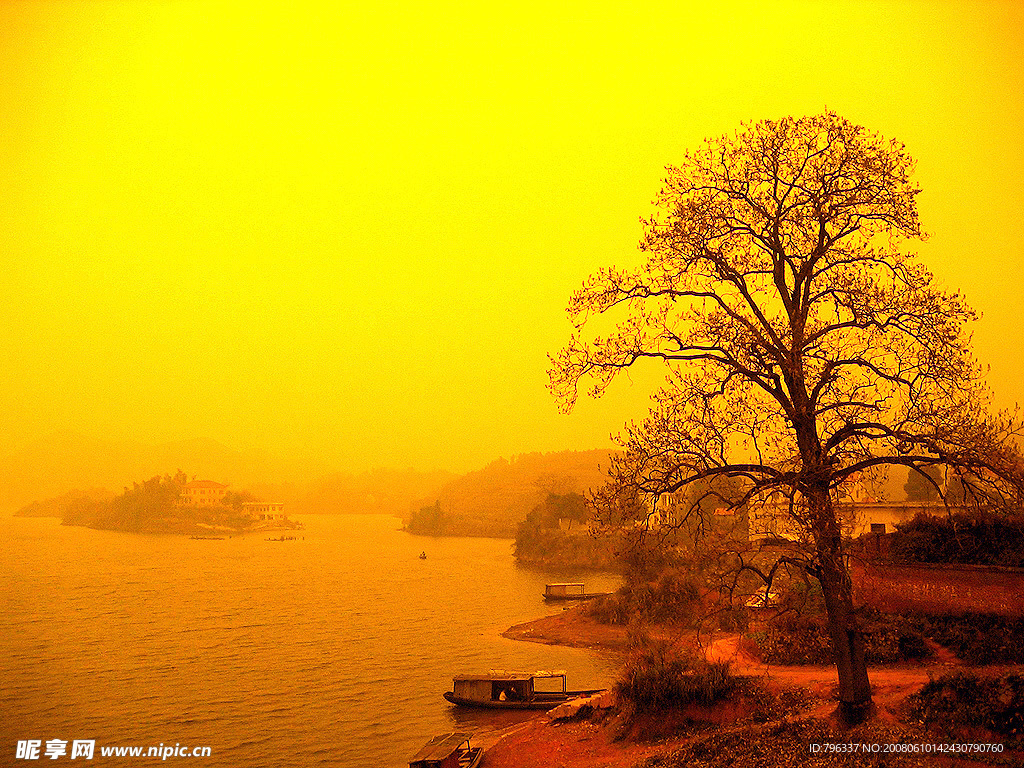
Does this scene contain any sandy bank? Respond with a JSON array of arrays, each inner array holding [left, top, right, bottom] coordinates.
[[501, 603, 688, 653], [501, 604, 632, 652]]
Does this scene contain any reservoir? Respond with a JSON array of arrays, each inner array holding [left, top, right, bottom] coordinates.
[[1, 514, 619, 767]]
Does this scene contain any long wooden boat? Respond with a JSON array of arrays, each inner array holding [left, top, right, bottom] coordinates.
[[408, 732, 482, 768], [543, 583, 612, 601], [443, 671, 605, 710]]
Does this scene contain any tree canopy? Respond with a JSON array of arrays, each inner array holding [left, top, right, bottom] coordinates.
[[549, 112, 1024, 718]]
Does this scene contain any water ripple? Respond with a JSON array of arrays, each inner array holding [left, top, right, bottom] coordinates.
[[3, 514, 620, 768]]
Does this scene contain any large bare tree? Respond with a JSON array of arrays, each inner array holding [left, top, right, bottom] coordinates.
[[549, 113, 1024, 719]]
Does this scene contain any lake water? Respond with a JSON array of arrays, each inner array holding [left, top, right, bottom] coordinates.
[[1, 514, 620, 767]]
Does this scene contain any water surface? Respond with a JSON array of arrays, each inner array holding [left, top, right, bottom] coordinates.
[[1, 514, 620, 766]]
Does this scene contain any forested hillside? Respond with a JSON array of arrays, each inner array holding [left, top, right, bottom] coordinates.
[[291, 467, 456, 515], [405, 449, 614, 537]]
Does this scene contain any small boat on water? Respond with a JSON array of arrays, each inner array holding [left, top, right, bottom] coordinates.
[[443, 670, 604, 710], [190, 536, 224, 540], [543, 583, 611, 601], [419, 551, 427, 559], [408, 732, 482, 768]]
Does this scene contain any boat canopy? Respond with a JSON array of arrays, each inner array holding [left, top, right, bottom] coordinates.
[[409, 732, 471, 767], [451, 670, 568, 702], [452, 670, 566, 682], [545, 583, 585, 596]]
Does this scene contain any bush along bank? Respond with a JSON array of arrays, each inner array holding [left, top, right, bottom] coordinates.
[[586, 567, 702, 626], [513, 493, 621, 568], [749, 609, 931, 665], [890, 512, 1024, 568], [908, 671, 1024, 749], [748, 609, 1024, 666]]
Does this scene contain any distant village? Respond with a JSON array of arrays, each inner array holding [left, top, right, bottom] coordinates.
[[180, 479, 288, 522]]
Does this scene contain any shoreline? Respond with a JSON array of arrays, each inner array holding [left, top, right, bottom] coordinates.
[[486, 605, 699, 767], [490, 605, 1023, 768], [501, 602, 692, 654], [501, 603, 633, 652]]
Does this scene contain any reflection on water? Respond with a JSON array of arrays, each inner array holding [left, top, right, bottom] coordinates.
[[1, 514, 620, 767]]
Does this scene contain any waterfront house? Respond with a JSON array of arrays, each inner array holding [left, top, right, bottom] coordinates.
[[181, 480, 229, 506]]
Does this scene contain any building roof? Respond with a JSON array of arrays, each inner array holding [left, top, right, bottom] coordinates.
[[409, 733, 471, 763], [185, 480, 228, 489]]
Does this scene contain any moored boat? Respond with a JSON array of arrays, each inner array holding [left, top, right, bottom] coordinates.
[[443, 670, 604, 710], [408, 732, 482, 768], [543, 583, 611, 601]]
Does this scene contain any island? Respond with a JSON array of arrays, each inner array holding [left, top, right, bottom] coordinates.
[[15, 472, 301, 536]]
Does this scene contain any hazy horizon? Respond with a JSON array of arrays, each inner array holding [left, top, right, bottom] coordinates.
[[0, 427, 613, 484], [2, 1, 1022, 477]]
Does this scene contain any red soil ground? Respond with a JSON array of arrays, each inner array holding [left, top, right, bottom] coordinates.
[[483, 605, 1022, 768]]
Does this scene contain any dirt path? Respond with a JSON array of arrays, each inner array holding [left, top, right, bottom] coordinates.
[[703, 633, 965, 718], [503, 607, 955, 716]]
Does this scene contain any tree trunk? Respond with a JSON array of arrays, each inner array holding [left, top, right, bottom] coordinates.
[[795, 414, 873, 721], [816, 529, 873, 723]]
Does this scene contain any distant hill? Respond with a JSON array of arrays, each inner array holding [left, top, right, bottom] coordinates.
[[407, 449, 616, 538], [1, 431, 456, 520], [1, 431, 918, 531], [291, 467, 457, 515], [0, 431, 312, 513], [404, 452, 914, 539], [14, 487, 114, 518]]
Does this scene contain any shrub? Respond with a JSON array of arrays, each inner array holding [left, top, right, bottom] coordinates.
[[891, 512, 1024, 567], [913, 613, 1024, 665], [751, 610, 930, 665], [586, 567, 701, 626], [616, 636, 734, 712], [908, 671, 1024, 746], [859, 609, 931, 663], [750, 613, 834, 665], [586, 593, 632, 625], [715, 605, 749, 633]]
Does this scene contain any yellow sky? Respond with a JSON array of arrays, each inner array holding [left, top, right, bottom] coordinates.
[[1, 0, 1022, 475]]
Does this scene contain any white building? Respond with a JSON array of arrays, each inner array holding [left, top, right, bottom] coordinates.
[[242, 502, 287, 521], [181, 480, 229, 506]]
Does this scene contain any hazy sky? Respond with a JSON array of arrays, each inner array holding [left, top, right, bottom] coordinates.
[[1, 0, 1022, 475]]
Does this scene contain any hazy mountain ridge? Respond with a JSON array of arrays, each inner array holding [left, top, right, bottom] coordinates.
[[6, 437, 616, 541], [408, 449, 617, 537], [5, 431, 916, 531], [2, 431, 450, 521], [13, 487, 115, 518], [0, 431, 294, 512], [291, 467, 457, 515]]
